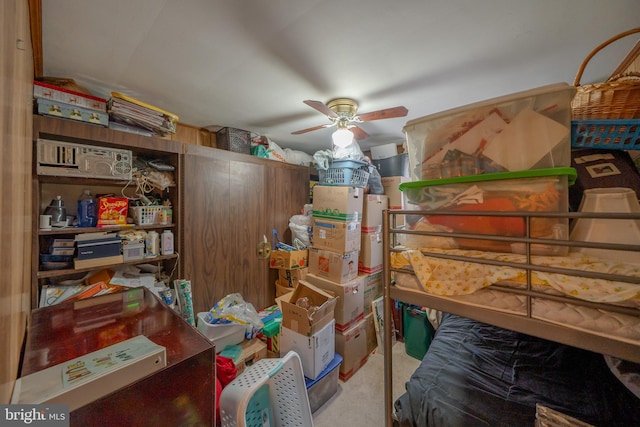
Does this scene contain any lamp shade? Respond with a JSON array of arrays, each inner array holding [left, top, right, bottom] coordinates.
[[332, 128, 354, 147]]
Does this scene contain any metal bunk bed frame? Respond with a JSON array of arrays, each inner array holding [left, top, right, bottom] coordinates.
[[382, 208, 640, 426]]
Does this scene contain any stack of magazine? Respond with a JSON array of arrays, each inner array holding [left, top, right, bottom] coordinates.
[[108, 92, 179, 136]]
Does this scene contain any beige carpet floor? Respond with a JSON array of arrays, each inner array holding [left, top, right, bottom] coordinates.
[[312, 342, 421, 427]]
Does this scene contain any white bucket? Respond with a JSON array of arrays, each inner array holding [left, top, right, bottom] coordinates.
[[569, 187, 640, 263]]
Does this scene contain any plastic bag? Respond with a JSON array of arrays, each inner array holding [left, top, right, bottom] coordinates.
[[205, 293, 264, 339], [367, 161, 384, 194], [289, 214, 313, 248]]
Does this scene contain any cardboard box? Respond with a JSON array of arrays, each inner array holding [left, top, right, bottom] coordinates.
[[277, 280, 337, 336], [35, 97, 109, 127], [234, 338, 268, 375], [269, 249, 308, 269], [308, 248, 358, 283], [381, 176, 410, 227], [305, 273, 365, 332], [362, 271, 383, 315], [312, 219, 361, 254], [280, 320, 335, 380], [275, 280, 295, 298], [358, 231, 383, 274], [312, 185, 364, 222], [278, 267, 308, 287], [34, 80, 107, 112], [97, 197, 129, 227], [335, 317, 369, 381], [361, 195, 388, 233]]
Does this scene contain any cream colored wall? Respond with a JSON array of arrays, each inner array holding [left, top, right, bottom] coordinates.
[[0, 0, 33, 403]]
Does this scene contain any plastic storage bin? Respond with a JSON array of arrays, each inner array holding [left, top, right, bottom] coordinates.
[[571, 119, 640, 150], [130, 206, 168, 225], [403, 83, 575, 181], [304, 353, 342, 413], [196, 312, 246, 351], [402, 305, 434, 360], [371, 153, 409, 177], [399, 167, 576, 254], [219, 351, 314, 427]]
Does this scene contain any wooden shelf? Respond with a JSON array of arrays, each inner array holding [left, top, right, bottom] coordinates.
[[37, 253, 179, 279], [32, 114, 183, 309], [38, 223, 176, 236]]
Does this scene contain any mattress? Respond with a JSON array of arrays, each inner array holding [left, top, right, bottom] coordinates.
[[392, 248, 640, 345], [393, 313, 640, 427]]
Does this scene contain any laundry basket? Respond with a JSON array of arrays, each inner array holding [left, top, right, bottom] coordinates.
[[318, 159, 370, 188], [219, 351, 314, 427]]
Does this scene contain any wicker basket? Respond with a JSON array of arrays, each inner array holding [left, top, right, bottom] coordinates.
[[571, 27, 640, 120]]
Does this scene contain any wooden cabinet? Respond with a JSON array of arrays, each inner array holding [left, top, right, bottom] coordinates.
[[182, 145, 310, 313], [32, 115, 183, 309], [20, 287, 215, 425]]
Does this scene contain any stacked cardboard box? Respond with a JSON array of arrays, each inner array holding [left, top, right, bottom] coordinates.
[[307, 185, 378, 380], [359, 195, 388, 274], [277, 281, 337, 380], [33, 80, 109, 127], [381, 176, 410, 228]]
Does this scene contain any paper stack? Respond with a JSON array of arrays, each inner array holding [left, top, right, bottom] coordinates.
[[108, 92, 179, 136]]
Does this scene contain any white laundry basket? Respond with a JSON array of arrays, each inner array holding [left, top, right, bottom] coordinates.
[[219, 351, 314, 427]]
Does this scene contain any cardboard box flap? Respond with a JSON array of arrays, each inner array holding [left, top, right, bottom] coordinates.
[[279, 280, 337, 336]]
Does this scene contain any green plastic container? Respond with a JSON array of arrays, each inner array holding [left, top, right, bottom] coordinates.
[[403, 305, 434, 360]]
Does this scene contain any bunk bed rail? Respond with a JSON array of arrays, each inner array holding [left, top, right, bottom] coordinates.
[[382, 208, 640, 426]]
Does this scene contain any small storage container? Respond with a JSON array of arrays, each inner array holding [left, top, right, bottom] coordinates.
[[399, 167, 576, 254], [196, 312, 246, 352], [402, 305, 434, 361], [304, 353, 342, 413], [371, 153, 409, 177], [403, 83, 575, 181], [216, 127, 251, 154]]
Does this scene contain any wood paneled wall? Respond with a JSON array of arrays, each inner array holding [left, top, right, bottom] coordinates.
[[0, 0, 34, 403]]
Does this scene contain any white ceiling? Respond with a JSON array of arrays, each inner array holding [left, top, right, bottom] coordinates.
[[40, 0, 639, 156]]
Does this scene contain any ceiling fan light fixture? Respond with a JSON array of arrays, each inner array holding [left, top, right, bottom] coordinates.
[[332, 127, 354, 147]]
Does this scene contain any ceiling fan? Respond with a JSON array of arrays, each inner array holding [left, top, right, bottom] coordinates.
[[291, 98, 408, 145]]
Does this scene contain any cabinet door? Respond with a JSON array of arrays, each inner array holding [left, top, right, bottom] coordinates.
[[181, 149, 231, 314], [182, 145, 309, 313]]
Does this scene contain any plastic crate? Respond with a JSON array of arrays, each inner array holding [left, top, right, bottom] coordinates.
[[130, 206, 166, 225], [571, 119, 640, 150], [217, 127, 251, 154], [318, 159, 370, 188], [219, 351, 313, 427]]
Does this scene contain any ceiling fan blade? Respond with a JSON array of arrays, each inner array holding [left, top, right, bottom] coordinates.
[[291, 123, 333, 135], [350, 124, 369, 140], [357, 106, 408, 122], [303, 100, 339, 119]]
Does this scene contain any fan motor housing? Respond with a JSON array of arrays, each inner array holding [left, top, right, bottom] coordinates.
[[327, 98, 358, 117]]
